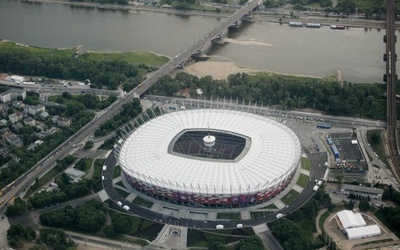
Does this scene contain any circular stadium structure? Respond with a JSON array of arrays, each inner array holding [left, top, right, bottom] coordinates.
[[117, 109, 301, 208]]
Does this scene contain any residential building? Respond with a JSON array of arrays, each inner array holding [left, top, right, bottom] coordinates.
[[24, 117, 36, 126], [39, 111, 49, 120], [27, 105, 45, 116], [27, 140, 44, 151], [57, 117, 71, 127], [0, 89, 26, 103], [6, 134, 23, 147]]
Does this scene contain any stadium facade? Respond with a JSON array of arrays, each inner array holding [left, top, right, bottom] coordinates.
[[116, 108, 301, 208]]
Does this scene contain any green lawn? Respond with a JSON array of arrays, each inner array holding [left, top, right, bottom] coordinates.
[[318, 211, 330, 232], [281, 189, 300, 205], [216, 212, 241, 220], [0, 41, 76, 59], [113, 165, 121, 179], [132, 196, 153, 208], [296, 173, 309, 188], [116, 187, 130, 198], [0, 41, 169, 68], [93, 159, 105, 180], [74, 158, 93, 173], [301, 157, 310, 171], [48, 94, 83, 107], [367, 129, 389, 167], [251, 211, 273, 219], [84, 51, 169, 67], [261, 203, 278, 209]]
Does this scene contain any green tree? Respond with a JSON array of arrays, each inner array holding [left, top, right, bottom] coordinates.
[[62, 92, 72, 99], [84, 141, 94, 149], [236, 235, 264, 250], [359, 199, 370, 211]]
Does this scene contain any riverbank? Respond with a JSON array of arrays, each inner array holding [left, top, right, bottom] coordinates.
[[180, 60, 325, 80], [21, 0, 395, 29]]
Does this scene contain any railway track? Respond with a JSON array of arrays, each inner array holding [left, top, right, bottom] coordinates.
[[385, 0, 400, 175]]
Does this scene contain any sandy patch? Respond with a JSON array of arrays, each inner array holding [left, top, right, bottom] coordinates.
[[181, 61, 260, 80], [181, 60, 323, 80], [223, 38, 274, 47]]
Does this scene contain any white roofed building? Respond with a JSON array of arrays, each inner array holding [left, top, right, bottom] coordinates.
[[117, 109, 301, 208], [336, 210, 381, 240], [346, 225, 381, 240], [337, 210, 366, 229]]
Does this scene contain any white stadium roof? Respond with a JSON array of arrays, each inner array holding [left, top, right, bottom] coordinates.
[[118, 109, 301, 195], [346, 225, 381, 240], [337, 210, 366, 229]]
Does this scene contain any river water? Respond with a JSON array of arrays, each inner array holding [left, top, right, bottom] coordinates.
[[0, 0, 397, 82]]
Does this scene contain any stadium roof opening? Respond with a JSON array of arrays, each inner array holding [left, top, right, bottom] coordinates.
[[169, 129, 249, 161]]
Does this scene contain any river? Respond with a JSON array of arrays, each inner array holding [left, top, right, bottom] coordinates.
[[0, 0, 397, 82]]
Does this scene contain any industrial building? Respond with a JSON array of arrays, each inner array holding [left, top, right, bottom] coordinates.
[[341, 184, 384, 200]]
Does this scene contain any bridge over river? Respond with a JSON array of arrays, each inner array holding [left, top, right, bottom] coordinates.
[[132, 0, 261, 97]]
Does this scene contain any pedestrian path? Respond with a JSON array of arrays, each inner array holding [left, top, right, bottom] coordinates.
[[97, 189, 109, 202], [292, 184, 304, 193], [240, 210, 251, 220], [125, 193, 137, 202], [252, 223, 269, 234], [272, 199, 286, 209], [112, 176, 122, 184]]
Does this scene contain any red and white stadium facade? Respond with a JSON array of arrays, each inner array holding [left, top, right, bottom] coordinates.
[[117, 109, 301, 207]]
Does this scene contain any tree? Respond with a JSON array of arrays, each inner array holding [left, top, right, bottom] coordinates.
[[62, 92, 72, 99], [84, 141, 94, 149], [371, 131, 381, 145], [359, 199, 370, 211], [236, 235, 264, 250], [209, 238, 226, 250]]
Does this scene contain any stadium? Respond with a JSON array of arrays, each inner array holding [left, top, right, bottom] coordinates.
[[116, 108, 301, 208]]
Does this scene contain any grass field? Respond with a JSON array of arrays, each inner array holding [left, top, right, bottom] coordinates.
[[93, 159, 105, 180], [0, 41, 75, 58], [216, 212, 241, 220], [281, 189, 300, 205], [296, 173, 309, 188], [261, 203, 278, 209], [83, 51, 169, 67], [250, 211, 273, 219], [116, 187, 130, 198], [132, 196, 153, 208], [74, 158, 93, 173], [318, 211, 330, 232], [301, 157, 310, 171], [0, 41, 169, 67], [113, 165, 121, 179], [367, 129, 389, 167]]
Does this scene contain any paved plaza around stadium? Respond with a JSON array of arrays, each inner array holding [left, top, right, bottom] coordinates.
[[100, 104, 330, 228]]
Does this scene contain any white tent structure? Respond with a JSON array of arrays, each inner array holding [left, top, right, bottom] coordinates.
[[346, 225, 381, 240], [337, 210, 366, 229], [337, 210, 382, 240]]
